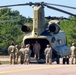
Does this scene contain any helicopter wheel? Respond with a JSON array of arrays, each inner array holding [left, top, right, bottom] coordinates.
[[63, 58, 69, 64], [56, 56, 60, 64], [67, 58, 69, 64], [63, 58, 66, 64]]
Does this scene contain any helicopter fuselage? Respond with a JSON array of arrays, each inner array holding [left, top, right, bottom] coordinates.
[[22, 5, 70, 64]]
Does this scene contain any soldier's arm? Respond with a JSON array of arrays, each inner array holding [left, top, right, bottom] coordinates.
[[44, 48, 47, 55], [70, 47, 72, 55], [50, 48, 52, 55], [74, 47, 76, 55], [8, 47, 11, 54], [18, 49, 22, 55]]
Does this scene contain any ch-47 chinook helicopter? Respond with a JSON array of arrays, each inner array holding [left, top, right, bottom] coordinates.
[[0, 2, 76, 64]]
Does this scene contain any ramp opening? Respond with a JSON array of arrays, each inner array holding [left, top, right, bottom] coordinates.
[[24, 38, 50, 59]]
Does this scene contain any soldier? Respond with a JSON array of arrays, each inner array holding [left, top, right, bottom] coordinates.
[[24, 44, 31, 64], [70, 43, 76, 64], [44, 44, 52, 64], [33, 41, 41, 59], [19, 44, 25, 64], [8, 42, 15, 64], [27, 44, 32, 62], [14, 45, 19, 64]]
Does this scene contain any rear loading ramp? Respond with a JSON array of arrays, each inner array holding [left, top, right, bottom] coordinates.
[[24, 38, 50, 59]]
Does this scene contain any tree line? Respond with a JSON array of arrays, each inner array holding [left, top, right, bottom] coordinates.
[[0, 8, 32, 55]]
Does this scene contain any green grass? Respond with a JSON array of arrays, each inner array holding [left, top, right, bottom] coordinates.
[[0, 61, 9, 64]]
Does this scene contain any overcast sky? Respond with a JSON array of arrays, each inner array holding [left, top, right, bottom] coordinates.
[[0, 0, 76, 18]]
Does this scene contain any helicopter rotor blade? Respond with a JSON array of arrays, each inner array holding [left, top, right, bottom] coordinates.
[[44, 4, 76, 16], [45, 16, 76, 21], [0, 2, 76, 16], [0, 2, 35, 8], [0, 4, 28, 8], [0, 2, 43, 8], [45, 3, 76, 10], [45, 16, 70, 20]]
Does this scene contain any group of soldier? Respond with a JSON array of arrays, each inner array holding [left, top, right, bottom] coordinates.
[[33, 41, 52, 64], [44, 42, 76, 65], [8, 42, 31, 64], [7, 41, 52, 65], [8, 40, 76, 65]]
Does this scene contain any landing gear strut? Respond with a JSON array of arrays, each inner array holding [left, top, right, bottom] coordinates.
[[56, 56, 60, 64], [63, 56, 69, 64]]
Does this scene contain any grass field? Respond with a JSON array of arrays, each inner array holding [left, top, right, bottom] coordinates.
[[0, 56, 20, 65], [0, 61, 9, 64], [0, 56, 9, 64]]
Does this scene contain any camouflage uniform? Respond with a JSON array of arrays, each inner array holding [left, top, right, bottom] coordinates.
[[33, 41, 41, 59], [70, 43, 76, 64], [44, 44, 52, 64], [24, 44, 31, 64], [14, 45, 18, 63], [27, 44, 32, 62], [19, 45, 25, 64], [8, 43, 15, 64]]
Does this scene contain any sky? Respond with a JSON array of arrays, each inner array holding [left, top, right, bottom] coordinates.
[[0, 0, 76, 18]]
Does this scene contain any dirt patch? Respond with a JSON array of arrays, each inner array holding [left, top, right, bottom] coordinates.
[[0, 56, 9, 58]]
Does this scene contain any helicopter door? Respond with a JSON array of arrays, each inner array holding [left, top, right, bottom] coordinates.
[[24, 38, 50, 59]]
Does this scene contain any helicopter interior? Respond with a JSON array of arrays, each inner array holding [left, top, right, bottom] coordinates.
[[24, 38, 49, 59]]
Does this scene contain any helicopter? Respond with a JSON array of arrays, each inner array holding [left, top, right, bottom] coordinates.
[[0, 2, 76, 64]]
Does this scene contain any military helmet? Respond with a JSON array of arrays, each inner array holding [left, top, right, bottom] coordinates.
[[26, 44, 29, 48], [72, 43, 75, 46], [47, 44, 50, 47], [15, 45, 18, 47]]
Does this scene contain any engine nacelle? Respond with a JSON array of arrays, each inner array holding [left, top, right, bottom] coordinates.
[[49, 23, 60, 34], [21, 25, 30, 32]]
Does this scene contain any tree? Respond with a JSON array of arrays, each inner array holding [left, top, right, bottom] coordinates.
[[0, 8, 27, 55], [60, 16, 76, 46]]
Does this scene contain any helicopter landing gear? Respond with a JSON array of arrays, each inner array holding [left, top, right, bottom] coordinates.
[[56, 56, 60, 64], [63, 56, 69, 64]]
